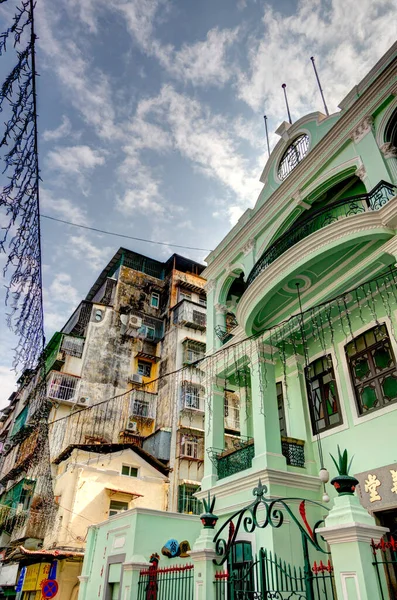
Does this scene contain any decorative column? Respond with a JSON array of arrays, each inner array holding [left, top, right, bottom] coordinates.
[[250, 345, 286, 471], [379, 142, 397, 183], [214, 304, 228, 350], [351, 116, 390, 188], [201, 382, 225, 491], [242, 238, 256, 275], [77, 575, 89, 599], [317, 492, 389, 600], [285, 355, 317, 476], [190, 494, 219, 600], [205, 280, 216, 354]]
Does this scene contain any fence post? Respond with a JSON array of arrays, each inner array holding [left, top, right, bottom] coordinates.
[[121, 560, 150, 600], [316, 493, 389, 600], [190, 521, 219, 600]]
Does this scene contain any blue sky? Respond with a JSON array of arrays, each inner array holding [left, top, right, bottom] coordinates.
[[0, 0, 396, 404]]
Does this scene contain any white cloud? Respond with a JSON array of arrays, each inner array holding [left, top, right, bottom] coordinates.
[[67, 235, 112, 271], [47, 273, 81, 306], [237, 0, 397, 117], [46, 145, 105, 175], [40, 188, 89, 224], [151, 27, 239, 87], [0, 366, 18, 409], [42, 116, 72, 142], [36, 0, 120, 140]]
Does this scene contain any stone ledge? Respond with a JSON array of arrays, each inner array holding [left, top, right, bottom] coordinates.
[[316, 522, 389, 545]]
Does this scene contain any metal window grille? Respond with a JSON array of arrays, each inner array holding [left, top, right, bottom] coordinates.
[[132, 399, 150, 417], [47, 372, 80, 402], [183, 340, 206, 365], [137, 360, 152, 377], [182, 384, 202, 410], [178, 484, 202, 515], [277, 134, 310, 181], [61, 335, 84, 358], [181, 436, 199, 459]]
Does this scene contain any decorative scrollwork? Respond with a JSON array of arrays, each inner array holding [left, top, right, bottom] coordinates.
[[213, 480, 330, 565]]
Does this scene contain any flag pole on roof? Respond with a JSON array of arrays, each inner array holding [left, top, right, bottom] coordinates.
[[263, 115, 271, 158], [310, 56, 329, 116], [282, 83, 292, 124]]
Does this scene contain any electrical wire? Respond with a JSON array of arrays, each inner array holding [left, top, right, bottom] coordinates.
[[40, 215, 213, 253]]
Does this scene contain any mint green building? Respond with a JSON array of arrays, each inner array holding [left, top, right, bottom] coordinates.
[[79, 44, 397, 600]]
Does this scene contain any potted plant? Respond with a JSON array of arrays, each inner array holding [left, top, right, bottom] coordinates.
[[200, 492, 218, 529], [330, 446, 359, 495]]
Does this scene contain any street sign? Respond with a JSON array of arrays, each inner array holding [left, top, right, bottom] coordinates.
[[41, 579, 59, 598], [15, 566, 26, 592]]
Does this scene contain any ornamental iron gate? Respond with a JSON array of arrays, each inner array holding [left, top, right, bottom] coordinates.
[[214, 550, 336, 600], [212, 481, 335, 600]]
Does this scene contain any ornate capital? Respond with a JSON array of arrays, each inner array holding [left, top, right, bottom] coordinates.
[[379, 142, 397, 159], [214, 303, 228, 315], [354, 164, 367, 181], [204, 279, 216, 293], [242, 238, 255, 256], [350, 115, 374, 144]]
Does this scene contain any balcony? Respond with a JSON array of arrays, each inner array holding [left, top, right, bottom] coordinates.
[[129, 390, 156, 420], [281, 437, 305, 468], [247, 181, 396, 287], [44, 332, 85, 374], [47, 371, 80, 403], [173, 300, 206, 331], [208, 437, 254, 480]]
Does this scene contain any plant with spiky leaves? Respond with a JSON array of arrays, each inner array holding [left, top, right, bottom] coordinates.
[[329, 446, 354, 477]]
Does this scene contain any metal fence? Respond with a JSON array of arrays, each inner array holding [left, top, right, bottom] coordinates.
[[372, 536, 397, 600], [137, 563, 194, 600], [214, 550, 336, 600]]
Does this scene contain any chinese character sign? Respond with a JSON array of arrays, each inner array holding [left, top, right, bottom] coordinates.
[[364, 473, 382, 503]]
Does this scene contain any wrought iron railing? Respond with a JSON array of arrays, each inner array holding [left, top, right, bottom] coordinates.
[[281, 436, 305, 467], [208, 437, 254, 480], [247, 181, 396, 286], [215, 313, 238, 343], [372, 536, 397, 600]]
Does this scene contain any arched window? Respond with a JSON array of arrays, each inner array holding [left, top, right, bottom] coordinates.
[[278, 134, 309, 181], [384, 107, 397, 147]]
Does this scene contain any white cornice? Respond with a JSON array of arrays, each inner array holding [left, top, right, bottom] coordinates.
[[203, 61, 397, 279], [316, 522, 389, 545], [196, 468, 321, 501]]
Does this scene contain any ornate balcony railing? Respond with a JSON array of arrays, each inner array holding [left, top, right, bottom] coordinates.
[[281, 436, 305, 467], [208, 437, 254, 480], [247, 181, 396, 287]]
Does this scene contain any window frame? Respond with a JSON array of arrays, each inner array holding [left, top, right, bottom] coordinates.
[[180, 435, 199, 459], [121, 464, 138, 478], [109, 499, 129, 516], [276, 382, 287, 437], [182, 384, 202, 410], [137, 360, 152, 378], [178, 484, 202, 515], [305, 355, 342, 434], [179, 290, 192, 302], [345, 324, 397, 416], [150, 292, 160, 308]]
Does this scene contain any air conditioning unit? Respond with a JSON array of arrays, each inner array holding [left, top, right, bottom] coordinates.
[[129, 315, 142, 329], [126, 418, 138, 432], [130, 374, 143, 384], [78, 397, 90, 406]]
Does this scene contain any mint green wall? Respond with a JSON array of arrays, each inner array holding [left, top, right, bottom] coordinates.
[[80, 510, 201, 600]]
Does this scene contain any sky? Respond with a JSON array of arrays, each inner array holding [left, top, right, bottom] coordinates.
[[0, 0, 396, 406]]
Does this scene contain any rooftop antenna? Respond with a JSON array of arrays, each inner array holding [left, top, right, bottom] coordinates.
[[281, 83, 292, 124], [263, 115, 270, 157], [310, 56, 329, 116]]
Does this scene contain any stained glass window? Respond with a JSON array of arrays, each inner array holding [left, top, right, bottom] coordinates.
[[305, 355, 342, 434], [346, 324, 397, 415], [277, 134, 310, 181]]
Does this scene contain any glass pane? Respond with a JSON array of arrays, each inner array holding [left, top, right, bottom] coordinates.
[[365, 330, 375, 347], [373, 346, 392, 370], [361, 385, 378, 410], [121, 465, 129, 476], [329, 414, 340, 425], [354, 356, 371, 380], [382, 375, 397, 400]]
